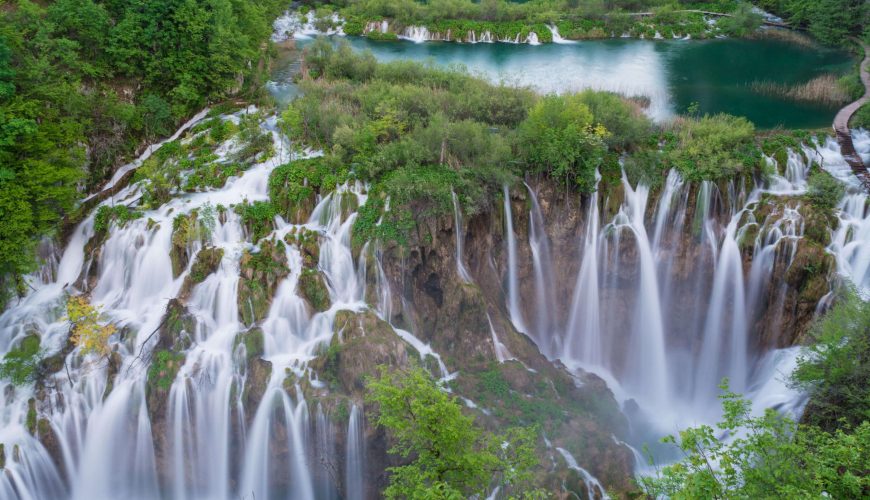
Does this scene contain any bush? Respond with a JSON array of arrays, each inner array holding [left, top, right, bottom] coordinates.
[[366, 366, 541, 498], [793, 289, 870, 431], [807, 170, 845, 211], [665, 114, 759, 181]]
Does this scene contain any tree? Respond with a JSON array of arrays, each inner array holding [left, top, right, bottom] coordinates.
[[67, 295, 116, 358], [0, 334, 43, 386], [641, 381, 870, 499], [366, 366, 541, 499]]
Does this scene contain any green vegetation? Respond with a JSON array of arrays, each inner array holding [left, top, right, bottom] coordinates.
[[853, 102, 870, 130], [663, 114, 760, 181], [643, 291, 870, 498], [753, 0, 868, 45], [793, 289, 870, 431], [94, 204, 143, 233], [642, 382, 870, 498], [309, 0, 753, 42], [147, 349, 185, 392], [288, 39, 654, 247], [807, 169, 846, 212], [0, 335, 43, 386], [0, 0, 285, 304], [234, 200, 278, 242], [366, 366, 542, 498]]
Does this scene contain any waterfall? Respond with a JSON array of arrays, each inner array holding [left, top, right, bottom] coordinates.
[[451, 191, 472, 283], [619, 175, 670, 408], [502, 185, 527, 333], [547, 25, 576, 44], [526, 183, 557, 347], [344, 405, 365, 500], [526, 32, 541, 45], [565, 190, 602, 366], [487, 314, 514, 363], [400, 26, 430, 43], [555, 448, 609, 500]]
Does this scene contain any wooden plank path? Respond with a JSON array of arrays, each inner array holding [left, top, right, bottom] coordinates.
[[833, 40, 870, 192]]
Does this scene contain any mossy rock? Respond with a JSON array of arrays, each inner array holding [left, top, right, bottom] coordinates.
[[243, 358, 272, 416], [284, 227, 320, 267], [189, 247, 224, 284], [146, 350, 185, 396], [26, 398, 36, 434], [310, 310, 409, 396], [298, 268, 330, 312], [237, 239, 288, 326], [170, 211, 200, 278], [156, 299, 195, 352], [234, 328, 265, 359]]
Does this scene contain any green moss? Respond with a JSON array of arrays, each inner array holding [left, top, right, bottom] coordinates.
[[188, 247, 224, 284], [147, 350, 185, 392], [25, 398, 36, 434], [235, 329, 265, 359], [268, 157, 349, 223], [299, 268, 330, 312]]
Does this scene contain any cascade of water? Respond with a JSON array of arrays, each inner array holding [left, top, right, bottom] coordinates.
[[487, 314, 514, 363], [502, 185, 527, 333], [555, 448, 609, 500], [831, 194, 870, 297], [564, 190, 602, 365], [314, 405, 338, 500], [547, 25, 576, 44], [451, 191, 472, 283], [694, 202, 752, 402], [525, 184, 557, 346], [344, 405, 366, 500], [619, 175, 671, 408], [399, 26, 430, 43]]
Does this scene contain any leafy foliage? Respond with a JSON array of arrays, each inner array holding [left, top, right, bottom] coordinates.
[[366, 366, 542, 499], [793, 288, 870, 431], [664, 114, 760, 181], [66, 295, 115, 358], [0, 335, 43, 386], [642, 381, 870, 499]]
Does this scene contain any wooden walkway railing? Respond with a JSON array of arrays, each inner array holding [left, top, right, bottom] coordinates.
[[833, 41, 870, 192]]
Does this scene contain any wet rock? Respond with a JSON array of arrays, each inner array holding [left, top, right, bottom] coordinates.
[[156, 299, 195, 352], [179, 246, 224, 298], [237, 239, 288, 326], [170, 211, 201, 278]]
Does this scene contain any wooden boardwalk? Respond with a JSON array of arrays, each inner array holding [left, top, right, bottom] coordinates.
[[833, 41, 870, 191]]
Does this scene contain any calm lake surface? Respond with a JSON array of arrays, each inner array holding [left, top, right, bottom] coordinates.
[[280, 36, 854, 129]]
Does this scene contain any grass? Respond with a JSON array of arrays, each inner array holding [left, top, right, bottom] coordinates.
[[749, 75, 852, 106]]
